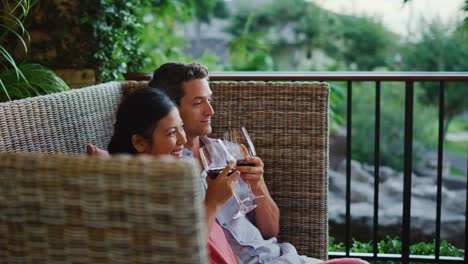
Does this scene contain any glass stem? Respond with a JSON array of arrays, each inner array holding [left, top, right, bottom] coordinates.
[[232, 192, 244, 206], [247, 182, 264, 199], [247, 182, 255, 195]]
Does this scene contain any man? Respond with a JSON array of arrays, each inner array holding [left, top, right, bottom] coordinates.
[[149, 62, 367, 264]]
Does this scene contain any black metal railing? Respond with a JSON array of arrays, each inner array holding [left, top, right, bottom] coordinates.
[[127, 71, 468, 263]]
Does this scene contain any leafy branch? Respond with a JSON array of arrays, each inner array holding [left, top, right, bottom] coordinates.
[[0, 0, 34, 100]]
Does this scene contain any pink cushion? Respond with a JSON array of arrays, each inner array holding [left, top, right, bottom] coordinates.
[[208, 221, 237, 264], [86, 144, 110, 157]]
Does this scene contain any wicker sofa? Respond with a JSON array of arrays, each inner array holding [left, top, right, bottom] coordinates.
[[0, 80, 330, 263]]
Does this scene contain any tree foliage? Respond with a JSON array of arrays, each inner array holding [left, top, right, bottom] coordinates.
[[225, 12, 272, 71], [401, 21, 468, 137], [137, 0, 226, 72], [79, 0, 147, 81], [346, 83, 437, 171], [465, 0, 468, 28], [189, 0, 228, 24], [334, 16, 396, 70], [225, 0, 396, 71]]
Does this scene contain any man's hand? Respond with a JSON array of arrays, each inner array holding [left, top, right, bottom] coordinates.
[[236, 146, 280, 238], [236, 155, 266, 194]]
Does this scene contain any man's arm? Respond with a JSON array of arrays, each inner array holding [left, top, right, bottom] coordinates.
[[237, 156, 280, 238]]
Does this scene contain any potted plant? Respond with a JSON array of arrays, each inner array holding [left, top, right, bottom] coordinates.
[[0, 0, 68, 102]]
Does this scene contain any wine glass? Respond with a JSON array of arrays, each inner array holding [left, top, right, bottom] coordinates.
[[199, 139, 257, 219], [223, 127, 265, 201]]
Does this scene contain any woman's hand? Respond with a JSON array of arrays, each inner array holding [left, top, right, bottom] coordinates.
[[205, 160, 240, 209], [204, 160, 239, 234]]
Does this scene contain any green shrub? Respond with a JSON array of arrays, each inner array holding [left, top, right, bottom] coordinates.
[[334, 82, 438, 171], [0, 64, 69, 101], [80, 0, 147, 82], [329, 236, 464, 263], [138, 2, 221, 72], [328, 236, 345, 252]]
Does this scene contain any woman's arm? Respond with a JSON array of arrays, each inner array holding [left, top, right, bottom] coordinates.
[[204, 160, 239, 234]]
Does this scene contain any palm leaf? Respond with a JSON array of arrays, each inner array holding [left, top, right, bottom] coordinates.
[[0, 0, 38, 101], [1, 0, 33, 19], [0, 0, 32, 91], [0, 13, 30, 51], [0, 0, 32, 38], [0, 78, 11, 101], [0, 64, 69, 102], [0, 11, 30, 75], [0, 46, 27, 81]]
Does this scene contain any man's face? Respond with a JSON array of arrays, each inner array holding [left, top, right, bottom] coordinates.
[[178, 78, 214, 138]]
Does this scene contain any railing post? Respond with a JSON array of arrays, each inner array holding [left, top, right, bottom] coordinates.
[[435, 81, 445, 260], [402, 81, 414, 264], [346, 81, 352, 256], [373, 81, 381, 260], [465, 152, 468, 263]]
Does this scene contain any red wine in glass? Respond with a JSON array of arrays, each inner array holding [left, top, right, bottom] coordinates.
[[223, 127, 265, 201], [199, 139, 257, 218], [236, 159, 256, 167], [207, 167, 237, 179]]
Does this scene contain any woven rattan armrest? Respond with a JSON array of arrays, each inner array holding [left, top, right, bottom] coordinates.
[[0, 152, 207, 263]]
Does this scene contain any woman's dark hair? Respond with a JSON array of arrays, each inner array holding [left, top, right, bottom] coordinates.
[[108, 88, 175, 154], [148, 62, 209, 106]]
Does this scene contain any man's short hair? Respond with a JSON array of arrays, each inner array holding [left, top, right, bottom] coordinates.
[[148, 62, 209, 105]]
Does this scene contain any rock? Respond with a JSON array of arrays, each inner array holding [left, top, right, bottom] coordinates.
[[349, 202, 374, 224], [362, 164, 398, 183], [381, 176, 403, 200], [350, 181, 374, 203], [443, 176, 467, 190], [414, 154, 451, 178], [329, 169, 346, 196], [329, 169, 373, 203], [412, 184, 439, 200], [329, 134, 347, 170], [443, 190, 466, 214], [337, 160, 374, 184], [379, 166, 398, 182], [329, 159, 466, 248]]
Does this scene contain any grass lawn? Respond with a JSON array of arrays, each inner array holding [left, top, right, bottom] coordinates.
[[444, 139, 468, 155], [450, 167, 466, 177], [447, 117, 468, 134], [443, 117, 468, 155]]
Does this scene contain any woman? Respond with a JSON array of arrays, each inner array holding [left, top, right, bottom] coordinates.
[[108, 88, 239, 264]]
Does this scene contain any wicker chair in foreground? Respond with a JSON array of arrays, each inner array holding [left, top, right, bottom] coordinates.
[[0, 80, 329, 262], [0, 153, 205, 263]]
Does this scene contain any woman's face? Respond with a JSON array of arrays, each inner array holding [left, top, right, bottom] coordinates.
[[143, 108, 187, 158]]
